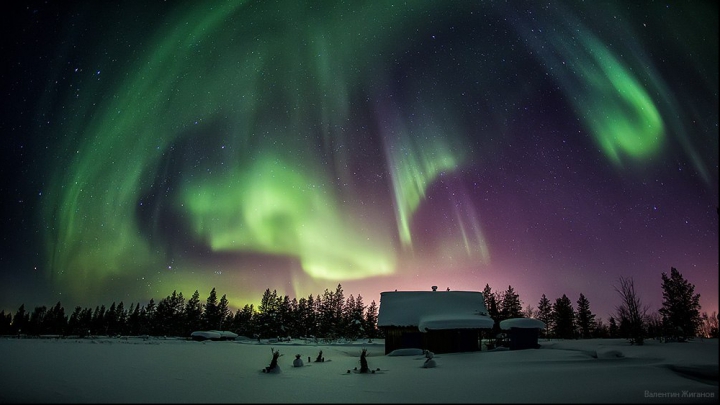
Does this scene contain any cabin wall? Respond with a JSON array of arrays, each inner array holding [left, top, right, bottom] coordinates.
[[382, 327, 482, 354], [508, 327, 540, 350], [382, 327, 420, 354]]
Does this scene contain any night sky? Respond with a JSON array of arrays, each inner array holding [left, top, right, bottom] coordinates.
[[1, 1, 717, 321]]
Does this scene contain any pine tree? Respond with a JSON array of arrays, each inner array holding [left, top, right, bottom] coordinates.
[[575, 293, 596, 339], [67, 306, 83, 336], [482, 284, 501, 336], [306, 294, 318, 338], [537, 294, 553, 338], [233, 304, 255, 337], [0, 310, 11, 335], [12, 304, 29, 335], [552, 295, 575, 339], [115, 302, 127, 336], [45, 302, 67, 335], [142, 299, 156, 336], [91, 305, 106, 335], [292, 297, 309, 338], [364, 300, 379, 339], [343, 294, 365, 340], [500, 285, 523, 320], [105, 302, 118, 336], [184, 290, 203, 335], [204, 287, 228, 331], [608, 316, 619, 338], [277, 295, 291, 337], [659, 267, 701, 341], [217, 294, 230, 331], [257, 288, 281, 338], [28, 306, 47, 335], [127, 303, 141, 336]]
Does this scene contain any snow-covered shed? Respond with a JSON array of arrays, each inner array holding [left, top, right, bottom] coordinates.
[[499, 318, 545, 350], [190, 330, 238, 341], [377, 288, 495, 354]]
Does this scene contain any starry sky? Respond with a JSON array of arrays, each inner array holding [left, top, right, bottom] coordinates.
[[1, 0, 717, 321]]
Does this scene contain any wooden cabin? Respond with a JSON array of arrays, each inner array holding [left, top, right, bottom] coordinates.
[[377, 288, 495, 354]]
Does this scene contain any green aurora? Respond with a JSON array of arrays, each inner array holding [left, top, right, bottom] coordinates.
[[15, 0, 713, 310]]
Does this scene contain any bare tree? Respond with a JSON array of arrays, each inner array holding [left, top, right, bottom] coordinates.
[[699, 311, 719, 338], [613, 276, 648, 345]]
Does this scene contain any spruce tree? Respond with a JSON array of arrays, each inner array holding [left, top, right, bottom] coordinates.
[[537, 294, 553, 338], [257, 288, 281, 338], [659, 267, 701, 341], [0, 310, 11, 335], [575, 293, 596, 339], [608, 316, 619, 338], [204, 288, 227, 331], [143, 299, 156, 336], [217, 294, 230, 331], [127, 303, 141, 336], [552, 295, 575, 339], [364, 300, 379, 339], [482, 284, 501, 336], [28, 306, 47, 335], [500, 285, 523, 320], [184, 290, 203, 335], [12, 304, 29, 335]]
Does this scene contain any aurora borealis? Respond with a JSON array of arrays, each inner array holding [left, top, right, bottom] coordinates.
[[1, 1, 717, 319]]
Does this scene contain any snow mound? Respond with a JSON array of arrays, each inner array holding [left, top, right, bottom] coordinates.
[[190, 330, 238, 341], [387, 348, 424, 356], [190, 331, 221, 341], [666, 364, 719, 385], [596, 349, 625, 359], [422, 359, 437, 368]]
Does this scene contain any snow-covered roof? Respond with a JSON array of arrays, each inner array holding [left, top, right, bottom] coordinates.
[[377, 290, 494, 331], [499, 318, 546, 330], [209, 330, 239, 339], [191, 331, 221, 339]]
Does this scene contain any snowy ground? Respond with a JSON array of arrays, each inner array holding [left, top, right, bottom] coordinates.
[[0, 336, 717, 403]]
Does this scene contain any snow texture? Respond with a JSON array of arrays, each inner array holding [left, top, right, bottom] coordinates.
[[387, 348, 424, 356], [499, 318, 547, 330], [0, 337, 717, 403]]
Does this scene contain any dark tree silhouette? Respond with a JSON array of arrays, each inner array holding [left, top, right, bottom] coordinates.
[[364, 300, 380, 339], [0, 310, 12, 335], [575, 293, 596, 339], [483, 284, 501, 337], [184, 290, 203, 336], [608, 316, 619, 338], [12, 304, 29, 335], [537, 294, 553, 339], [552, 295, 575, 339], [614, 276, 648, 345], [659, 267, 701, 341], [500, 285, 523, 320]]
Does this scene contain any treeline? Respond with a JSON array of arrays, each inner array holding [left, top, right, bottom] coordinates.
[[482, 267, 718, 343], [0, 284, 381, 341], [1, 268, 717, 343]]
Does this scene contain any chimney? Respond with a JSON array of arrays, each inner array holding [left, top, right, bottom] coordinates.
[[431, 286, 437, 291]]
